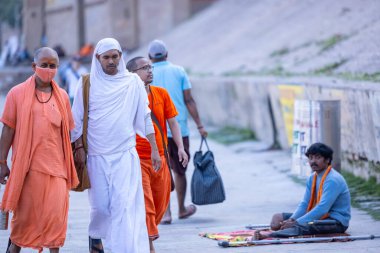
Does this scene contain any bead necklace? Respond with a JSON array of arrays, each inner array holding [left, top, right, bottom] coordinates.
[[35, 90, 53, 103]]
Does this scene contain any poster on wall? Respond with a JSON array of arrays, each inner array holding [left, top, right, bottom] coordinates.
[[278, 85, 305, 146], [291, 100, 321, 177], [292, 100, 341, 177]]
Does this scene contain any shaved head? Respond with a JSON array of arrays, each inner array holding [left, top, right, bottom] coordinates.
[[33, 47, 59, 64], [126, 56, 144, 72], [32, 47, 60, 75]]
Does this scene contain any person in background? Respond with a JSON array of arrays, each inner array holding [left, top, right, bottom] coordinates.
[[148, 39, 208, 224], [127, 56, 188, 253], [63, 55, 88, 104]]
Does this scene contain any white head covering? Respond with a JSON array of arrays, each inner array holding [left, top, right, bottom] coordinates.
[[89, 38, 134, 111], [71, 38, 150, 154]]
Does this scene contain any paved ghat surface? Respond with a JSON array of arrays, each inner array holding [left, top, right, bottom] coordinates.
[[0, 95, 380, 252]]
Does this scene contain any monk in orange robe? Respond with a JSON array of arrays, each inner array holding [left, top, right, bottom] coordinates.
[[0, 47, 78, 253], [127, 56, 188, 253]]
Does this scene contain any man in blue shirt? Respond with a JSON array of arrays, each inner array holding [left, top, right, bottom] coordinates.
[[259, 143, 351, 238], [148, 40, 208, 224]]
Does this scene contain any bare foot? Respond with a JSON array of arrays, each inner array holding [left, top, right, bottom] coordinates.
[[160, 209, 172, 225], [253, 230, 269, 240], [179, 205, 197, 219]]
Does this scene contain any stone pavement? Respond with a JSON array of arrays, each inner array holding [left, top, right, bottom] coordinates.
[[0, 94, 380, 252]]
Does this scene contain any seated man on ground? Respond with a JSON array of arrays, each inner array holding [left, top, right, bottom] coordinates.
[[258, 142, 351, 239]]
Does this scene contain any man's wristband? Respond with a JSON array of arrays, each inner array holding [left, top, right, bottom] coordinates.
[[0, 159, 7, 165], [197, 125, 204, 129]]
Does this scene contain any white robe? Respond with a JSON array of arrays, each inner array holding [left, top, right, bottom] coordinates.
[[71, 38, 150, 253]]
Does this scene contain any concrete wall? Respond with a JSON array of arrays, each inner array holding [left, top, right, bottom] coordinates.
[[191, 77, 275, 144], [23, 0, 44, 54], [137, 0, 175, 45], [85, 0, 112, 49], [45, 0, 79, 55], [86, 0, 139, 50], [191, 76, 380, 182], [22, 0, 215, 56]]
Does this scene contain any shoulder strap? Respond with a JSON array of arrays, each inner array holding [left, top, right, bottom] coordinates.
[[151, 111, 171, 170], [82, 74, 90, 153]]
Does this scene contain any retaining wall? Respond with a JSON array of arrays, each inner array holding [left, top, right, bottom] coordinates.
[[191, 76, 380, 182]]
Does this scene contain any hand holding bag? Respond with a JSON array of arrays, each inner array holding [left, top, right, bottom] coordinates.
[[72, 74, 91, 192], [191, 137, 225, 205]]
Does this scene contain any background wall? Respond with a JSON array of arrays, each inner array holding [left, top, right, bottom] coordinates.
[[191, 76, 380, 182], [22, 0, 216, 56]]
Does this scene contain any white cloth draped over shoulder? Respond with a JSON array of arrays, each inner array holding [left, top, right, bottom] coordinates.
[[70, 38, 150, 253], [71, 38, 151, 155]]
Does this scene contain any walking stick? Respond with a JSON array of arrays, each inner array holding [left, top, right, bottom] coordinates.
[[245, 224, 270, 229], [218, 234, 380, 247], [246, 220, 340, 230]]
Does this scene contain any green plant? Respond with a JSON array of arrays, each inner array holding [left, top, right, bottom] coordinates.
[[221, 70, 244, 77], [269, 41, 313, 59], [208, 126, 256, 144], [341, 171, 380, 220], [318, 34, 348, 53], [313, 59, 348, 74], [270, 48, 290, 57], [289, 175, 307, 186], [184, 67, 192, 75], [336, 72, 380, 83]]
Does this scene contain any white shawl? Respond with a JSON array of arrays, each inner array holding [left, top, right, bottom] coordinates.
[[71, 38, 150, 155]]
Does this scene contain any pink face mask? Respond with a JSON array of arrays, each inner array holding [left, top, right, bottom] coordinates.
[[35, 66, 57, 83]]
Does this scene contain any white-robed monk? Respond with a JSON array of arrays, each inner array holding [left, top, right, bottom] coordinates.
[[71, 38, 161, 253]]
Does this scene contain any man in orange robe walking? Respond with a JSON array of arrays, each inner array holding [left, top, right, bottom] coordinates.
[[0, 47, 78, 253], [127, 56, 188, 253]]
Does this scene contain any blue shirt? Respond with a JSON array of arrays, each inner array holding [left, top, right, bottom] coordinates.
[[291, 168, 351, 227], [152, 61, 192, 137]]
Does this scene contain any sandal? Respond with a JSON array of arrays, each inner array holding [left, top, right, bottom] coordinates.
[[89, 237, 104, 253]]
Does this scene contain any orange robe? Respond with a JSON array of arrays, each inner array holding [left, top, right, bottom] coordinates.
[[0, 76, 78, 251], [136, 86, 177, 239]]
